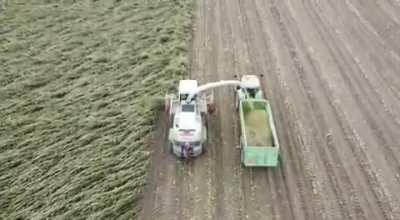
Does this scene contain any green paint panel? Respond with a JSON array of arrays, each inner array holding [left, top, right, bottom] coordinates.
[[239, 99, 280, 167], [243, 147, 279, 167]]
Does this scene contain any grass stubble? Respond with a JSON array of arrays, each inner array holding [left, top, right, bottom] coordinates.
[[0, 0, 192, 219]]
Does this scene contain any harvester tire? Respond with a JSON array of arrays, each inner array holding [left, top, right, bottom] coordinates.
[[202, 142, 207, 154], [164, 95, 170, 115], [207, 103, 216, 114]]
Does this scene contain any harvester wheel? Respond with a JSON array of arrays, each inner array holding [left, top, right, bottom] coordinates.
[[206, 92, 215, 114], [202, 142, 207, 154], [202, 121, 208, 154], [164, 95, 170, 115], [207, 103, 216, 114]]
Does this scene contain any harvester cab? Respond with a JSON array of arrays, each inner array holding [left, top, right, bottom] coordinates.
[[166, 80, 208, 159], [178, 80, 198, 104]]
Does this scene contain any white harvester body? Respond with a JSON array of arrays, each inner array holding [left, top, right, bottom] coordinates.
[[166, 80, 209, 158]]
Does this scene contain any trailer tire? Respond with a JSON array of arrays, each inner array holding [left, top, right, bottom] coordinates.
[[164, 96, 170, 115], [207, 103, 216, 114], [240, 148, 246, 169]]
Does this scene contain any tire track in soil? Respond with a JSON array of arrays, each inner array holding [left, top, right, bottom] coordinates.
[[350, 0, 400, 56], [303, 0, 400, 202], [333, 0, 400, 108], [296, 0, 399, 218], [325, 0, 400, 143], [265, 1, 363, 219], [251, 1, 320, 219], [237, 0, 302, 219], [236, 1, 276, 219], [327, 0, 400, 136], [290, 0, 396, 218], [190, 0, 220, 219], [253, 0, 344, 216], [320, 0, 400, 190]]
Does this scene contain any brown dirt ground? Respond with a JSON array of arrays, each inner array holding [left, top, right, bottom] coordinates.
[[140, 0, 400, 219]]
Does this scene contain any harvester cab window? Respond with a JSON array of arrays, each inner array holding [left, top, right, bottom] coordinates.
[[180, 94, 188, 101], [180, 93, 197, 103], [182, 104, 195, 112]]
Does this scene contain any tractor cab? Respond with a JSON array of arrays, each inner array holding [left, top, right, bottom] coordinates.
[[240, 75, 263, 99]]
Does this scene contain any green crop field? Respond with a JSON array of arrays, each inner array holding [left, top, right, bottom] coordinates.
[[0, 0, 192, 219]]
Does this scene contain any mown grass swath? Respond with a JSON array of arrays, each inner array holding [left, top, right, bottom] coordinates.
[[0, 0, 192, 218]]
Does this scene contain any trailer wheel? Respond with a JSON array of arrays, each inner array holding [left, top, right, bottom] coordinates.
[[240, 148, 245, 168]]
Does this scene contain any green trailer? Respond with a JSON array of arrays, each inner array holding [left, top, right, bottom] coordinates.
[[238, 99, 280, 167]]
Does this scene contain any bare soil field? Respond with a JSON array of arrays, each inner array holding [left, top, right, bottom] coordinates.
[[140, 0, 400, 219], [0, 0, 192, 219]]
